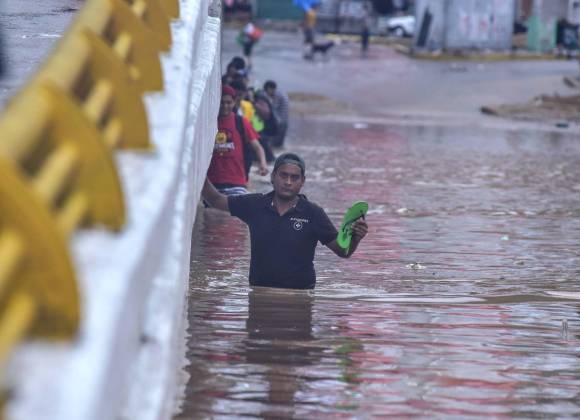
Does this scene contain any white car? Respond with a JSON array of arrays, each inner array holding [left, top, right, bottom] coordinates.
[[378, 15, 415, 38]]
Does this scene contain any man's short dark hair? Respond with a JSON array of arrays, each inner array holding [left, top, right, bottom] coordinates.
[[274, 153, 305, 176], [229, 56, 246, 70], [264, 80, 277, 91]]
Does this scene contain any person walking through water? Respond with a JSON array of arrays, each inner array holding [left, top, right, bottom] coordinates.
[[361, 1, 372, 57], [202, 152, 369, 289], [263, 80, 289, 148], [302, 5, 317, 60], [238, 20, 262, 70], [253, 88, 278, 163], [207, 85, 268, 197], [229, 79, 270, 179]]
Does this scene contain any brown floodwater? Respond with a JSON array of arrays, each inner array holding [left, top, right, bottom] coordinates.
[[175, 119, 580, 419]]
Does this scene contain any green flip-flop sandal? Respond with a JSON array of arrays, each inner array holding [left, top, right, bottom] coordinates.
[[337, 201, 368, 252]]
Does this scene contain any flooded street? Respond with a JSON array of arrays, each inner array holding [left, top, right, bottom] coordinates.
[[175, 30, 580, 418], [176, 119, 580, 418]]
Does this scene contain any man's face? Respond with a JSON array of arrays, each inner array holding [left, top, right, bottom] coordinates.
[[265, 87, 276, 99], [271, 163, 305, 200], [219, 94, 235, 117]]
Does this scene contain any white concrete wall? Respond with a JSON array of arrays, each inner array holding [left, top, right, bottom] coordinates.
[[445, 0, 515, 50], [5, 1, 221, 419], [568, 0, 580, 24], [414, 0, 516, 51], [526, 0, 567, 51], [414, 0, 446, 51]]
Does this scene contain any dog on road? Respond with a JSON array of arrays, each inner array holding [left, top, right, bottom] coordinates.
[[304, 40, 336, 60]]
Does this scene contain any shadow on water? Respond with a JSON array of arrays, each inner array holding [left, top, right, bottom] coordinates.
[[175, 121, 580, 418]]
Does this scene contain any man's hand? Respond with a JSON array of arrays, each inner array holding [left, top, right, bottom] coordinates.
[[202, 178, 229, 212], [250, 140, 268, 177], [257, 163, 269, 176], [351, 219, 368, 243], [326, 217, 368, 258]]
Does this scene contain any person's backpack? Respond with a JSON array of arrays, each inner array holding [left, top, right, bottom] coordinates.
[[235, 114, 254, 180]]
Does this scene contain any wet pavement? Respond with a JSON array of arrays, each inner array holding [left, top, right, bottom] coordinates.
[[224, 28, 580, 124], [0, 0, 80, 108], [175, 31, 580, 418]]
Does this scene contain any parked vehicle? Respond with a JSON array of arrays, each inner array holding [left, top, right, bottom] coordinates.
[[377, 14, 415, 37]]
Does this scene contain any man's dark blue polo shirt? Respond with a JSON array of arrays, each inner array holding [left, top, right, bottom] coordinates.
[[228, 191, 338, 289]]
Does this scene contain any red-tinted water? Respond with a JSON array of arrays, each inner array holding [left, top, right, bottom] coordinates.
[[176, 120, 580, 418]]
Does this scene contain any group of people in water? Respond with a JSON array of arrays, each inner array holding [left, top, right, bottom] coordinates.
[[202, 38, 368, 290], [212, 56, 290, 195]]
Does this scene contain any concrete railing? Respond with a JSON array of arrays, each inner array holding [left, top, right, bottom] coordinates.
[[0, 0, 220, 419]]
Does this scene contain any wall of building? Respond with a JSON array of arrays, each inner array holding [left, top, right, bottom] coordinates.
[[414, 0, 515, 51], [255, 0, 303, 20], [568, 0, 580, 24], [413, 0, 447, 50], [527, 0, 568, 51], [445, 0, 515, 50]]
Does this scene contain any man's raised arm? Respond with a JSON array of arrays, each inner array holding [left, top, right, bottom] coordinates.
[[202, 178, 230, 212], [326, 219, 368, 258]]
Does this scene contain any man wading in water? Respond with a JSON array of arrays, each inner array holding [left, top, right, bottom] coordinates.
[[202, 153, 368, 289]]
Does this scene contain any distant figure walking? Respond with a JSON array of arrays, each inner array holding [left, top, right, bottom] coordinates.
[[361, 2, 372, 57], [302, 6, 317, 59], [253, 89, 278, 162], [238, 21, 262, 69], [263, 80, 289, 148]]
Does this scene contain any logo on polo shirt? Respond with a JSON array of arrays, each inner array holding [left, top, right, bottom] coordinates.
[[291, 217, 309, 231]]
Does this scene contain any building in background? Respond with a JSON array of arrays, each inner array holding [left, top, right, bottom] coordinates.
[[523, 0, 579, 51], [317, 0, 371, 34], [252, 0, 414, 33], [414, 0, 516, 52], [317, 0, 415, 33]]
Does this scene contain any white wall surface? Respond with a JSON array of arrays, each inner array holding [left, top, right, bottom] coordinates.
[[414, 0, 446, 51], [5, 1, 221, 419], [414, 0, 516, 51], [445, 0, 515, 50]]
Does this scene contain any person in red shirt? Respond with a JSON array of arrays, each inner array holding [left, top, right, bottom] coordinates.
[[207, 85, 268, 196]]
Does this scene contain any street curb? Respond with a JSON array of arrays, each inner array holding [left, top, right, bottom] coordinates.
[[325, 33, 408, 46], [395, 44, 568, 61], [310, 33, 567, 61]]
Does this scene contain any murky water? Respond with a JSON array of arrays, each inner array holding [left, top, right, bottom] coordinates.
[[175, 120, 580, 419]]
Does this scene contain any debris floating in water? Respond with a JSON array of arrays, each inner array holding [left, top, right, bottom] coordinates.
[[501, 235, 510, 241], [406, 262, 425, 271]]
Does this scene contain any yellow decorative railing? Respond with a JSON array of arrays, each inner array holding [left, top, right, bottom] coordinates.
[[0, 0, 179, 407]]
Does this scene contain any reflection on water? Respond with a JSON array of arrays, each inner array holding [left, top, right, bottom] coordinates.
[[175, 122, 580, 418]]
